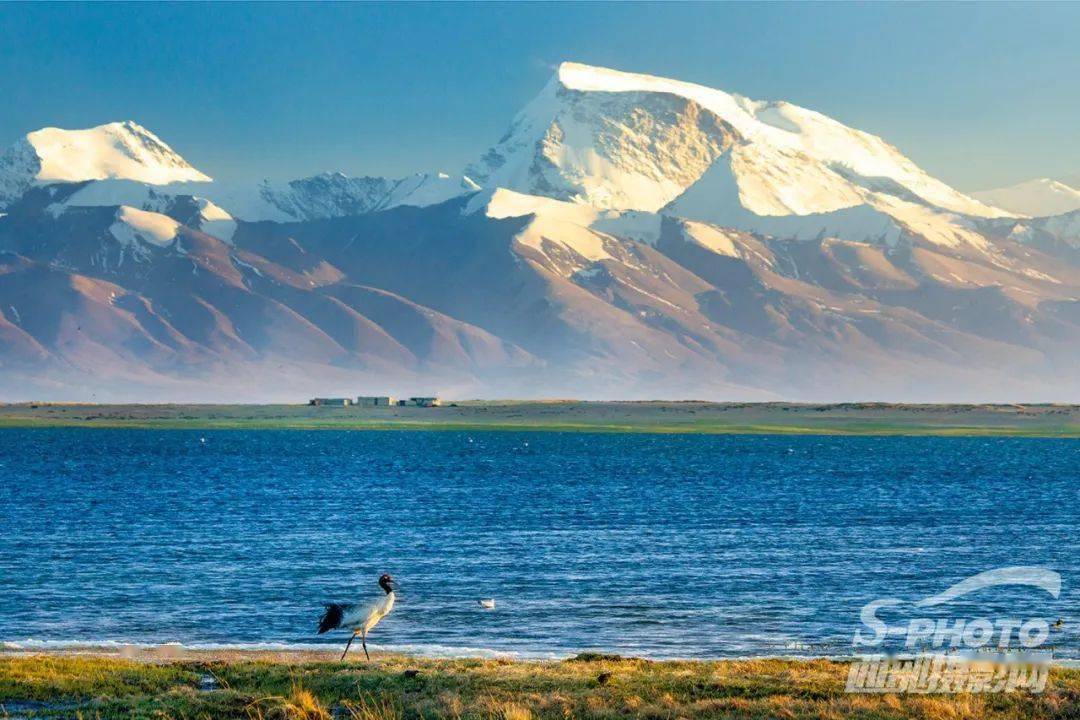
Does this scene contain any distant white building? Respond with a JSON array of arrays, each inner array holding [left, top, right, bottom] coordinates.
[[356, 396, 396, 407], [316, 395, 440, 407]]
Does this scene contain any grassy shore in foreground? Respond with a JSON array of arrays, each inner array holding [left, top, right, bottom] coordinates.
[[0, 401, 1077, 436], [1, 651, 1078, 719]]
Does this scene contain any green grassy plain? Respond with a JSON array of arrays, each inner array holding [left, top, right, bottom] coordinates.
[[0, 401, 1077, 436], [2, 652, 1078, 720]]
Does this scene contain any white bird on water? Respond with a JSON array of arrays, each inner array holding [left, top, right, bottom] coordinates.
[[478, 598, 496, 609], [317, 573, 397, 660]]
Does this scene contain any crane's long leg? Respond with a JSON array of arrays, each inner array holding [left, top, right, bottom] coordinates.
[[341, 631, 358, 661], [362, 629, 369, 660]]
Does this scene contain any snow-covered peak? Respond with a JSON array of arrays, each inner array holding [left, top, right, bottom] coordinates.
[[467, 61, 1013, 252], [552, 62, 760, 132], [549, 62, 1006, 218], [466, 65, 739, 213], [0, 121, 210, 209], [972, 178, 1080, 218], [22, 121, 211, 185]]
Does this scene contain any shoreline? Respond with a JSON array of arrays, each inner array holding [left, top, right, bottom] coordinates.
[[0, 400, 1077, 436], [4, 642, 1079, 667]]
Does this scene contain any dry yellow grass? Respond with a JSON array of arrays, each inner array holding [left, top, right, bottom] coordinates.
[[1, 652, 1077, 719], [249, 687, 334, 720]]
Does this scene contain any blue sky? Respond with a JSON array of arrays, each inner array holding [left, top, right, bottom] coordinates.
[[1, 2, 1077, 190]]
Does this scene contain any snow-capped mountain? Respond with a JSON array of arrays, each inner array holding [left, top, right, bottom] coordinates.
[[0, 121, 210, 208], [0, 62, 1077, 402], [0, 120, 478, 235], [973, 178, 1080, 218], [468, 62, 1012, 252]]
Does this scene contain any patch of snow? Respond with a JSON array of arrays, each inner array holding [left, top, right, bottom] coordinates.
[[109, 206, 180, 248], [473, 187, 597, 223], [573, 266, 605, 280], [476, 188, 612, 262], [468, 188, 664, 268], [193, 197, 237, 243], [613, 275, 682, 310], [680, 220, 740, 257], [231, 256, 264, 277], [1019, 268, 1060, 284]]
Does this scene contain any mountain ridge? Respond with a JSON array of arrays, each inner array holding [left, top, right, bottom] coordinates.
[[0, 62, 1077, 402], [973, 178, 1080, 217]]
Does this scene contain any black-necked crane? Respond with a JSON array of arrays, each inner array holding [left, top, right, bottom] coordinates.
[[317, 573, 397, 660]]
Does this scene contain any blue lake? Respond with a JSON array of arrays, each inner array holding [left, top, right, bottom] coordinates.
[[0, 430, 1077, 659]]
